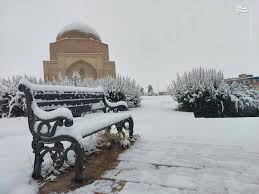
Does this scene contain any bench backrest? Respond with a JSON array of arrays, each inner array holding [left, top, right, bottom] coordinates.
[[18, 79, 129, 138], [33, 88, 105, 117], [18, 80, 106, 118]]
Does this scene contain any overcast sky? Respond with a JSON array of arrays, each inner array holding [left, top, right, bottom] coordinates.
[[0, 0, 258, 91]]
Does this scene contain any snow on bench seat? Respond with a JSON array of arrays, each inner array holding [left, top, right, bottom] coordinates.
[[54, 112, 132, 145]]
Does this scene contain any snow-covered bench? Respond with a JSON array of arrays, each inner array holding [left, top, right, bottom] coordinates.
[[18, 79, 134, 183]]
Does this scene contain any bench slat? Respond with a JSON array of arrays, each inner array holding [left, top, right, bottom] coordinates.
[[36, 98, 103, 107], [37, 104, 99, 117], [33, 93, 103, 101], [33, 92, 103, 100]]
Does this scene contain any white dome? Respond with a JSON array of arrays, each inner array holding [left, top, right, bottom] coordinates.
[[56, 23, 101, 42]]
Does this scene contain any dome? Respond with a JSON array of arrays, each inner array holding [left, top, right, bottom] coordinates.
[[56, 23, 101, 42]]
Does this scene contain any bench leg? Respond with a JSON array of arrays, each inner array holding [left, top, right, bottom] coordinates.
[[31, 136, 85, 183], [127, 117, 134, 139], [73, 144, 85, 183], [31, 139, 44, 179], [117, 118, 134, 139]]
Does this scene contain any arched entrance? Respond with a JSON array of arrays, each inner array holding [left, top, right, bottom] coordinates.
[[66, 60, 97, 79]]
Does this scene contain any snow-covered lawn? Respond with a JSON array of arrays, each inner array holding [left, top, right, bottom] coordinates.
[[1, 96, 259, 194]]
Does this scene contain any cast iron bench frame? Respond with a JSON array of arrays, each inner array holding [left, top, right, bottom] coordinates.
[[18, 80, 134, 183]]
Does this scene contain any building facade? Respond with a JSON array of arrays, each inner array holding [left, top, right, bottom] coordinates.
[[225, 74, 259, 91], [43, 23, 116, 81]]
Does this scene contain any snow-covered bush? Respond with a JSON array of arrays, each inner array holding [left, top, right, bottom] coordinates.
[[168, 67, 224, 112], [217, 82, 259, 117], [8, 92, 26, 117], [0, 93, 10, 118], [168, 67, 259, 117], [98, 75, 142, 107], [145, 85, 157, 96], [0, 75, 43, 117], [0, 75, 42, 96]]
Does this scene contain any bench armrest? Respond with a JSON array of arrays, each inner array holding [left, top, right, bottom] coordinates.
[[104, 97, 128, 110], [31, 101, 74, 138], [32, 101, 73, 126]]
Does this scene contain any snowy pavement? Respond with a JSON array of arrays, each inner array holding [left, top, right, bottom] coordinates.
[[1, 96, 259, 193], [101, 96, 259, 194]]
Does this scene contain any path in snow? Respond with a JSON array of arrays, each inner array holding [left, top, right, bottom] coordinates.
[[102, 96, 259, 194]]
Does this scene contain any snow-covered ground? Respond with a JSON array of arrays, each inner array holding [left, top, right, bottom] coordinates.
[[1, 96, 259, 194]]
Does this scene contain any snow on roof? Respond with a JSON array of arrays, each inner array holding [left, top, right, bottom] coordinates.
[[56, 23, 101, 41]]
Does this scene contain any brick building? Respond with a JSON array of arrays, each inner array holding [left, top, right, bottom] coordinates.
[[225, 74, 259, 91], [43, 23, 116, 81]]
